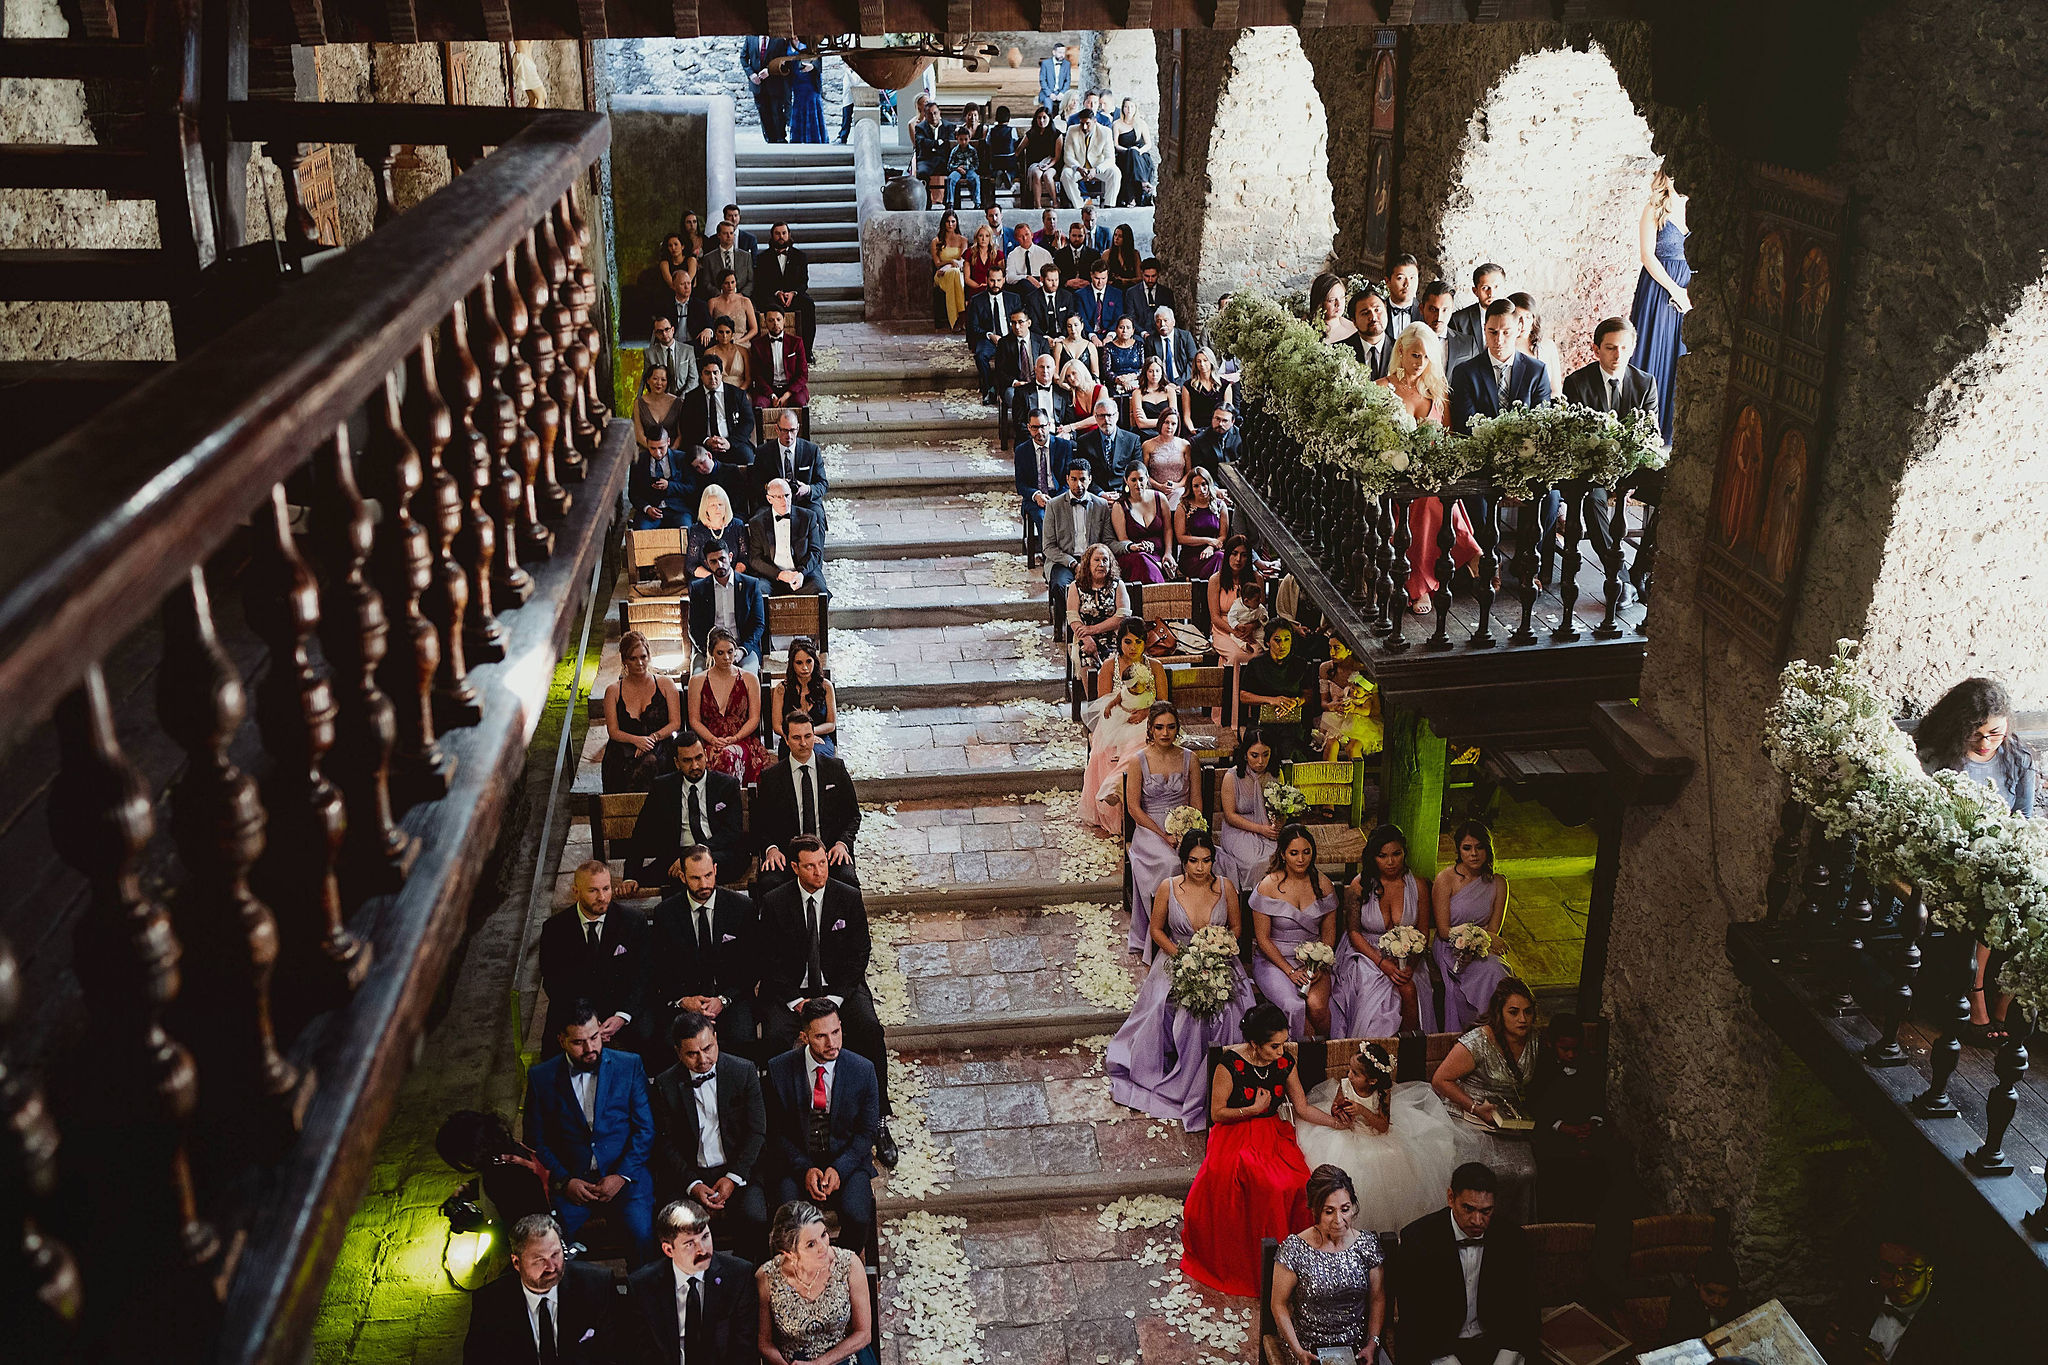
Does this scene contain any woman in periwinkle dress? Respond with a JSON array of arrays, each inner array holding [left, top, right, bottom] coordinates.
[[1330, 824, 1436, 1038], [1108, 831, 1255, 1130], [1432, 819, 1513, 1035], [1630, 169, 1692, 444], [1120, 701, 1199, 956], [784, 41, 828, 144], [1213, 728, 1279, 890], [1248, 825, 1341, 1040]]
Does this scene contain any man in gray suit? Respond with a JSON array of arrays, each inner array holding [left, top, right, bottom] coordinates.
[[1565, 317, 1661, 598], [696, 221, 754, 302], [1042, 460, 1119, 595]]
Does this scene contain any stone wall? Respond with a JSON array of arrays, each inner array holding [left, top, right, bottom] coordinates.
[[1093, 30, 1159, 130], [1150, 27, 1334, 320], [599, 37, 846, 133]]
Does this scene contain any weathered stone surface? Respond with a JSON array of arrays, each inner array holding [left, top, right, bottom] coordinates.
[[600, 37, 849, 132]]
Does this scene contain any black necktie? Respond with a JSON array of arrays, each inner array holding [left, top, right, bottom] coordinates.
[[805, 894, 825, 992], [799, 765, 817, 836], [683, 1278, 705, 1365], [695, 900, 715, 961], [537, 1297, 558, 1365], [585, 920, 602, 961], [1607, 376, 1620, 410], [687, 783, 704, 844]]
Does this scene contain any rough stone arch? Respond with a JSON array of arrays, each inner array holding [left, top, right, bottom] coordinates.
[[1438, 44, 1657, 372]]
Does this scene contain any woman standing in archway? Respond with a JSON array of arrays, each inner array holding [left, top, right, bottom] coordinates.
[[1630, 169, 1691, 444]]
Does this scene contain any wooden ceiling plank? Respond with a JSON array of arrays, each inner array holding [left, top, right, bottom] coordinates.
[[479, 0, 516, 40], [578, 0, 611, 38], [673, 0, 702, 36], [857, 0, 888, 34]]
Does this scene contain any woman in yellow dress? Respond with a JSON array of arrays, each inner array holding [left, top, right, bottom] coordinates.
[[930, 209, 969, 329], [1316, 640, 1383, 759]]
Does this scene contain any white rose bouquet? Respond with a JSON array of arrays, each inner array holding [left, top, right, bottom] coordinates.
[[1377, 925, 1427, 966], [1446, 923, 1493, 978], [1265, 783, 1309, 822], [1292, 941, 1336, 996], [1169, 925, 1243, 1019], [1163, 805, 1209, 839]]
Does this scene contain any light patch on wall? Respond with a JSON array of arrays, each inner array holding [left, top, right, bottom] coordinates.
[[1439, 44, 1657, 375], [1196, 27, 1337, 300]]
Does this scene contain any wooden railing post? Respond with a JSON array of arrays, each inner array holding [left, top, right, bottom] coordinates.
[[1863, 888, 1924, 1066], [1384, 494, 1412, 654], [437, 299, 509, 664], [1509, 494, 1540, 646], [1469, 491, 1500, 648], [1821, 836, 1863, 1015], [510, 247, 571, 519], [465, 279, 535, 607], [402, 340, 485, 728], [1763, 798, 1806, 920], [1593, 480, 1629, 638], [1964, 1010, 2032, 1176], [1356, 489, 1384, 625], [0, 933, 82, 1336], [1551, 480, 1587, 643], [1425, 492, 1455, 651], [1909, 932, 1973, 1119]]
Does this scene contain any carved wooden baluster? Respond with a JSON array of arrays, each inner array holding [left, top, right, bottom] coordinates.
[[1551, 481, 1587, 642], [543, 224, 598, 463], [1823, 837, 1863, 1014], [1634, 499, 1660, 629], [1384, 494, 1412, 654], [1373, 494, 1398, 634], [402, 338, 483, 729], [263, 140, 321, 255], [1909, 933, 1973, 1119], [0, 932, 83, 1333], [515, 247, 572, 518], [558, 192, 610, 424], [48, 668, 216, 1273], [495, 250, 565, 529], [248, 484, 373, 998], [1426, 493, 1456, 650], [158, 569, 304, 1121], [1355, 494, 1381, 624], [1763, 799, 1806, 919], [1593, 480, 1630, 638], [1508, 492, 1541, 646], [1863, 888, 1923, 1066], [356, 143, 401, 226], [1966, 1010, 2032, 1175], [436, 299, 508, 663], [465, 280, 532, 607], [357, 391, 456, 803], [1470, 491, 1501, 648], [1793, 843, 1832, 946]]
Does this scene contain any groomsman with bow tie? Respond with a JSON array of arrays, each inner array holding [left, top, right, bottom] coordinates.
[[746, 477, 827, 597], [646, 1012, 769, 1260]]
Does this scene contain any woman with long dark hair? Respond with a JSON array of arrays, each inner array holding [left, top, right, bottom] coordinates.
[[1329, 823, 1435, 1037], [1020, 106, 1061, 208], [1432, 819, 1513, 1033], [1214, 727, 1279, 889], [1207, 534, 1265, 668], [771, 636, 837, 755], [1119, 701, 1198, 956], [930, 208, 969, 327], [1247, 823, 1339, 1039], [1433, 976, 1540, 1219]]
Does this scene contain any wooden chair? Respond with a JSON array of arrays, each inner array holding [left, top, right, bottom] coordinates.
[[618, 597, 689, 656], [1525, 1222, 1600, 1308], [585, 791, 649, 865], [1164, 664, 1239, 762], [1129, 580, 1210, 666], [1284, 757, 1370, 831], [1257, 1237, 1290, 1365], [627, 526, 685, 581], [1626, 1214, 1717, 1282], [757, 404, 809, 442], [765, 592, 831, 657]]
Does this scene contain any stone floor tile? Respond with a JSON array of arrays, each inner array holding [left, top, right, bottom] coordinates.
[[961, 1217, 1052, 1269], [1002, 1262, 1078, 1325], [987, 935, 1046, 973], [984, 1081, 1053, 1128], [947, 1127, 1038, 1179], [1030, 1122, 1103, 1175]]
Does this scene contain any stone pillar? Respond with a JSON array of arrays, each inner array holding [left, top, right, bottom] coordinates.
[[1150, 27, 1335, 321], [1382, 708, 1447, 882]]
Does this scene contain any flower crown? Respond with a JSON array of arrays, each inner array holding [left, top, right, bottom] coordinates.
[[1355, 1045, 1393, 1079]]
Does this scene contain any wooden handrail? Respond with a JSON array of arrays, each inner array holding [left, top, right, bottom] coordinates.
[[226, 99, 556, 150], [0, 110, 607, 759]]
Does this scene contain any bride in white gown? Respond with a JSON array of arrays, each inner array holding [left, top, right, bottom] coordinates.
[[1295, 1043, 1460, 1233]]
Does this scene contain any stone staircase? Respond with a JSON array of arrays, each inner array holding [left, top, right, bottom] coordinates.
[[734, 142, 865, 323]]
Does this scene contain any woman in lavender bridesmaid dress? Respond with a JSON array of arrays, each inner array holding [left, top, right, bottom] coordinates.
[[1247, 825, 1341, 1039], [1330, 825, 1436, 1039], [1120, 702, 1198, 955], [1108, 831, 1255, 1130], [1431, 819, 1513, 1034], [1213, 729, 1279, 891]]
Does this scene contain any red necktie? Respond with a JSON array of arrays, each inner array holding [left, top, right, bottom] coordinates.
[[812, 1065, 828, 1109]]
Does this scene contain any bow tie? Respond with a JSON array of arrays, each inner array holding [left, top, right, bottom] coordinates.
[[687, 1070, 718, 1089], [570, 1058, 601, 1075], [776, 513, 791, 521], [1456, 1236, 1485, 1249]]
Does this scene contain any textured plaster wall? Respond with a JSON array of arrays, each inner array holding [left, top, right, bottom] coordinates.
[[1150, 27, 1335, 317], [1092, 29, 1159, 129], [600, 37, 847, 132]]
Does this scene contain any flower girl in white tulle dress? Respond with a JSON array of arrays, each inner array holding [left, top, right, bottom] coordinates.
[[1294, 1043, 1459, 1233]]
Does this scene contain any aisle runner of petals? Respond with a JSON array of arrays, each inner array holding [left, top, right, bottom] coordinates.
[[856, 802, 922, 895], [1053, 901, 1140, 1010], [1018, 789, 1125, 882], [1002, 696, 1090, 768], [826, 497, 865, 537], [1095, 1197, 1254, 1361], [880, 1210, 983, 1365], [827, 631, 882, 683], [975, 617, 1065, 670], [964, 490, 1022, 533], [882, 1052, 954, 1200], [868, 913, 915, 1025], [971, 551, 1037, 597]]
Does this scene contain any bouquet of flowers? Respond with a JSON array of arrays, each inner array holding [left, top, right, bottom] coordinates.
[[1163, 805, 1209, 839], [1377, 925, 1427, 966], [1465, 401, 1669, 502], [1169, 925, 1242, 1019], [1446, 923, 1492, 978], [1292, 940, 1336, 996], [1266, 783, 1309, 821]]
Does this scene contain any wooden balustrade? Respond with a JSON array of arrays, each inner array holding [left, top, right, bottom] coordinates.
[[0, 108, 624, 1362]]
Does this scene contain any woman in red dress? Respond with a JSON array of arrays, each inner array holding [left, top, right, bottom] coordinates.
[[1182, 1003, 1347, 1297]]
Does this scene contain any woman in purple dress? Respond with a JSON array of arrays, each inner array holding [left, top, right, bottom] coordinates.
[[1120, 701, 1197, 955], [1431, 819, 1512, 1035], [1248, 825, 1340, 1040], [1213, 729, 1278, 889], [1629, 169, 1691, 444], [1330, 824, 1436, 1038], [1174, 466, 1229, 579], [1108, 831, 1255, 1130], [1113, 463, 1174, 584]]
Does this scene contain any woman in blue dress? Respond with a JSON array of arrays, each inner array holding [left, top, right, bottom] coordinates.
[[1628, 169, 1691, 444], [785, 42, 828, 144]]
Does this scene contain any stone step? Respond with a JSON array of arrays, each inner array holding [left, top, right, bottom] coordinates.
[[736, 163, 857, 188], [859, 788, 1121, 899], [836, 675, 1062, 708], [829, 558, 1044, 626], [834, 465, 1009, 494], [825, 434, 1008, 487], [827, 619, 1064, 694], [812, 282, 862, 303], [811, 410, 997, 441], [735, 183, 855, 205], [838, 698, 1083, 784], [741, 223, 857, 249], [800, 242, 860, 265], [736, 201, 854, 225], [826, 489, 1016, 558], [734, 147, 854, 167], [808, 362, 980, 396], [815, 300, 866, 324], [876, 900, 1139, 1039]]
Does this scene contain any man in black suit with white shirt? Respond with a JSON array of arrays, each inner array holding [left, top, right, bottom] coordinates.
[[1448, 262, 1506, 350], [1024, 261, 1075, 341], [626, 736, 746, 893], [463, 1213, 615, 1365], [537, 860, 649, 1055], [1338, 290, 1393, 379], [679, 355, 756, 506], [755, 409, 829, 532], [1392, 1163, 1538, 1365], [645, 847, 760, 1056], [619, 1197, 760, 1365], [1563, 317, 1661, 598], [1143, 306, 1198, 388], [646, 1014, 768, 1261], [1422, 279, 1481, 375], [750, 713, 860, 897], [746, 477, 828, 597]]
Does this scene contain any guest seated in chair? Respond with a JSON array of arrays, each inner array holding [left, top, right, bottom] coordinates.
[[684, 483, 750, 581], [1042, 459, 1118, 596], [1433, 978, 1542, 1223], [1528, 1013, 1612, 1223], [1390, 1162, 1538, 1365], [625, 735, 748, 894], [648, 1013, 770, 1262], [763, 999, 883, 1252], [621, 1198, 761, 1365], [681, 357, 757, 504], [688, 625, 773, 782], [756, 409, 830, 534], [751, 714, 861, 894], [758, 1198, 880, 1365], [752, 221, 816, 351], [968, 273, 1018, 402], [602, 630, 683, 794], [524, 1001, 657, 1265], [689, 548, 768, 669], [771, 637, 838, 757], [462, 1213, 615, 1365], [1236, 619, 1313, 761], [1015, 409, 1076, 535], [644, 846, 761, 1054], [539, 861, 649, 1055], [749, 308, 810, 412], [747, 478, 827, 598], [1269, 1165, 1389, 1365], [632, 428, 695, 531]]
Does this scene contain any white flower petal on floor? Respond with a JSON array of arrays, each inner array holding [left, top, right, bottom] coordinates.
[[1018, 789, 1125, 882], [879, 1209, 983, 1365], [825, 497, 865, 538], [969, 551, 1038, 599], [1050, 900, 1140, 1009], [878, 1053, 955, 1202]]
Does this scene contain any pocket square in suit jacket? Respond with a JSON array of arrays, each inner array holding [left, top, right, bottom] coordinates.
[[614, 944, 628, 955], [831, 919, 847, 931], [579, 1329, 595, 1343], [721, 933, 737, 942], [714, 801, 728, 811]]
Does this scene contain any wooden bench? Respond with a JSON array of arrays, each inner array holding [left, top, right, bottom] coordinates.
[[1284, 756, 1371, 832], [1165, 663, 1239, 760]]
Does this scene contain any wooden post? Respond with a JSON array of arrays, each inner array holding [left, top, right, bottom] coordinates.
[[1382, 706, 1446, 880], [1579, 795, 1623, 1020]]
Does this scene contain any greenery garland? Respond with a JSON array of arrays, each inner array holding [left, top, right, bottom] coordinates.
[[1764, 640, 2048, 1012], [1211, 289, 1669, 499]]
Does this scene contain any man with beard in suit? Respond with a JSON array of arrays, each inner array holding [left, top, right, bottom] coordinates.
[[1448, 262, 1506, 350], [644, 847, 760, 1057], [1338, 289, 1394, 379], [624, 735, 746, 893], [763, 999, 886, 1248], [751, 221, 816, 351], [647, 1016, 769, 1263], [538, 861, 648, 1056], [750, 712, 860, 896], [1564, 317, 1661, 602], [967, 272, 1019, 403], [463, 1213, 616, 1365], [620, 1198, 761, 1365], [525, 1004, 657, 1264], [1422, 279, 1480, 375]]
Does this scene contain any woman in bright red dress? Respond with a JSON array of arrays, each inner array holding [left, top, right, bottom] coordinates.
[[1181, 1003, 1347, 1297]]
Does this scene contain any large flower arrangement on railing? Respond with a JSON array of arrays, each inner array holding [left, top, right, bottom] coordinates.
[[1765, 640, 2048, 1011], [1210, 289, 1669, 498]]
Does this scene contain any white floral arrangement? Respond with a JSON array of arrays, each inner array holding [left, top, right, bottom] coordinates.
[[1447, 923, 1492, 957], [1168, 924, 1243, 1019], [1377, 924, 1428, 964], [1163, 805, 1209, 839], [1765, 639, 2048, 1012], [1292, 940, 1336, 995], [1266, 782, 1310, 821], [1464, 400, 1669, 501]]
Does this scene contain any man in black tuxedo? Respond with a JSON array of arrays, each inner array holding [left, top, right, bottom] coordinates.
[[751, 713, 860, 896], [966, 272, 1017, 403], [1024, 261, 1075, 341], [620, 1198, 760, 1365], [1338, 290, 1393, 379], [1074, 395, 1142, 491], [1015, 409, 1076, 534], [1448, 262, 1506, 349], [755, 408, 829, 532], [625, 735, 746, 893], [1564, 317, 1661, 600], [1384, 252, 1422, 335], [1422, 279, 1480, 375], [537, 860, 649, 1055], [645, 848, 760, 1056], [647, 1016, 769, 1262], [764, 998, 883, 1250], [1007, 351, 1069, 447], [687, 547, 767, 668], [679, 355, 756, 507], [1188, 402, 1241, 478], [462, 1213, 615, 1365], [743, 37, 789, 142], [1392, 1163, 1539, 1365], [1054, 221, 1102, 291], [747, 477, 827, 597], [1143, 306, 1198, 388], [1120, 258, 1177, 329], [752, 221, 815, 351]]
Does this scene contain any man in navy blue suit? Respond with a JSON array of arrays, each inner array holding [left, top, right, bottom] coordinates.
[[525, 1000, 657, 1264], [688, 546, 767, 667], [764, 998, 881, 1252], [1071, 263, 1125, 343], [1015, 409, 1076, 534], [1451, 299, 1558, 588]]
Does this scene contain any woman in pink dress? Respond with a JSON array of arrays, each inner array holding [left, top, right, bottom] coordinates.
[[1379, 322, 1481, 615], [1206, 535, 1265, 668], [1080, 619, 1168, 834], [687, 627, 772, 781]]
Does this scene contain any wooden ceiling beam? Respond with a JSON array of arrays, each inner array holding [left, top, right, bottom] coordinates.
[[948, 0, 973, 36], [479, 0, 516, 40], [285, 0, 327, 43], [673, 0, 702, 36], [386, 0, 419, 43], [765, 0, 795, 36], [578, 0, 611, 37], [1299, 0, 1328, 27], [1212, 0, 1239, 24], [858, 0, 888, 34], [76, 0, 118, 39]]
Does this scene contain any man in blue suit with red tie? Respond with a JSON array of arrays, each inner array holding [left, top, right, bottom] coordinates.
[[764, 999, 881, 1251], [1450, 299, 1558, 586], [526, 1000, 657, 1263], [1072, 263, 1125, 343]]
